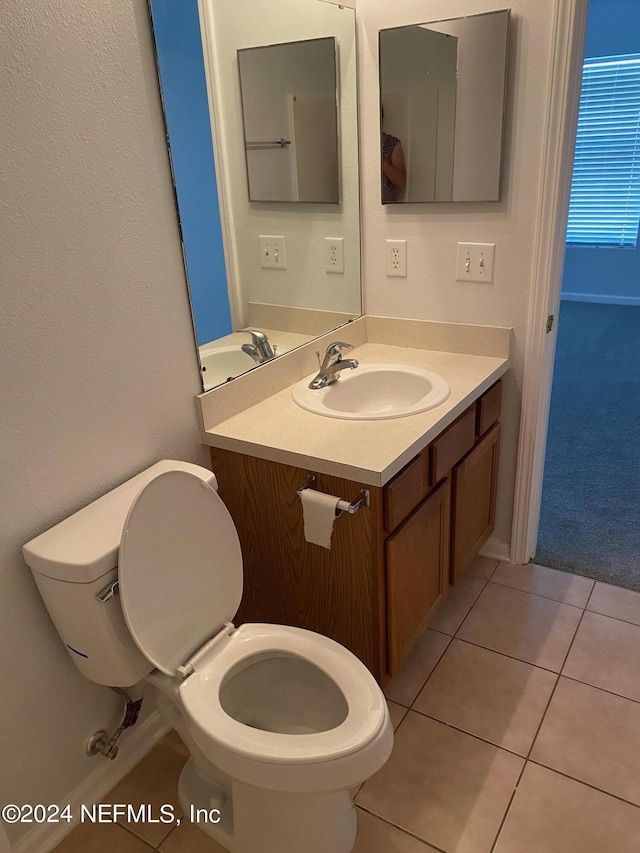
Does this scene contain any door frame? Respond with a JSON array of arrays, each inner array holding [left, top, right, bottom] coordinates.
[[510, 0, 589, 564]]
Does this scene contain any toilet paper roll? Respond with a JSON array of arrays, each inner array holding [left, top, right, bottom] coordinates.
[[300, 489, 341, 549]]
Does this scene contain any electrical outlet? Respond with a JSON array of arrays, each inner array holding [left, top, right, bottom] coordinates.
[[324, 237, 344, 273], [456, 242, 495, 283], [386, 239, 407, 278], [259, 235, 287, 269]]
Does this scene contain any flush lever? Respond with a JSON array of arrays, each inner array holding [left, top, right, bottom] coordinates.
[[96, 580, 119, 603]]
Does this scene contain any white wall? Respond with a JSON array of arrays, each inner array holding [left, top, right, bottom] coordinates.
[[0, 0, 206, 845], [358, 0, 557, 549]]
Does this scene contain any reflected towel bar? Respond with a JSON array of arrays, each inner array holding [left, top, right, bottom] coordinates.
[[245, 138, 291, 149]]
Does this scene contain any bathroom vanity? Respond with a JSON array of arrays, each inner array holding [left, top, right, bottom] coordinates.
[[209, 380, 500, 683], [198, 318, 509, 685]]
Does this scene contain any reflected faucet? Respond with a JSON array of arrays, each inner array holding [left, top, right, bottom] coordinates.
[[240, 330, 276, 365], [309, 341, 358, 389]]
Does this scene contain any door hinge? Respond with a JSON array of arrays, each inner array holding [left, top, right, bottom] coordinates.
[[546, 314, 554, 333]]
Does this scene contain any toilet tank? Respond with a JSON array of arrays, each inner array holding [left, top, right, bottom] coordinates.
[[23, 460, 218, 688]]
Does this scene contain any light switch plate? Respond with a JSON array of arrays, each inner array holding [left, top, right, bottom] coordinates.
[[259, 235, 287, 269], [456, 242, 495, 283]]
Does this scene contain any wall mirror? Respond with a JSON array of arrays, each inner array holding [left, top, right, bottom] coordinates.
[[149, 0, 361, 391], [379, 9, 510, 204], [238, 37, 340, 203]]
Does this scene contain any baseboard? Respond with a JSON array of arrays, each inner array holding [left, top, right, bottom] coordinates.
[[12, 712, 169, 853], [561, 292, 640, 306], [480, 535, 511, 564]]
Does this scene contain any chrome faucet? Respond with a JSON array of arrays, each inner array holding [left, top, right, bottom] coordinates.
[[240, 330, 276, 365], [309, 341, 358, 389]]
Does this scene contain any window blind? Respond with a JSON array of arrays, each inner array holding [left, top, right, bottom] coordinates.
[[567, 54, 640, 248]]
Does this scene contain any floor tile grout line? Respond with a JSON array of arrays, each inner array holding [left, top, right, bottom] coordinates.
[[403, 638, 454, 708], [488, 667, 563, 853], [556, 600, 590, 677], [484, 578, 587, 611], [489, 605, 591, 853], [583, 580, 597, 611], [559, 672, 640, 707], [489, 607, 591, 849], [582, 605, 640, 631], [354, 803, 448, 852], [406, 706, 540, 760], [393, 706, 409, 732], [526, 758, 640, 812], [488, 767, 525, 853], [116, 821, 158, 849], [526, 604, 588, 755], [428, 626, 457, 639], [429, 577, 488, 638], [430, 633, 567, 676], [486, 576, 594, 610], [385, 633, 452, 709]]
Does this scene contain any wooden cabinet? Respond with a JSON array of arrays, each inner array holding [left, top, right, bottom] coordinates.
[[383, 449, 429, 533], [386, 480, 450, 674], [210, 380, 502, 684], [451, 424, 501, 585], [210, 453, 387, 677]]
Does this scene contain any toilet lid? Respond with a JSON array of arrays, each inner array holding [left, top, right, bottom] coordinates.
[[118, 469, 243, 676]]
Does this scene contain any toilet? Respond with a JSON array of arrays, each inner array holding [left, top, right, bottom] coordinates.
[[23, 460, 393, 853]]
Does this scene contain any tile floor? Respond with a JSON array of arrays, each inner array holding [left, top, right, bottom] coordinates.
[[52, 557, 640, 852]]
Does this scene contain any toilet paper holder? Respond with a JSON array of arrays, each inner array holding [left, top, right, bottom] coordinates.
[[296, 474, 370, 517]]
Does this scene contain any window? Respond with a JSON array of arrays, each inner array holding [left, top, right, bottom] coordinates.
[[567, 54, 640, 248]]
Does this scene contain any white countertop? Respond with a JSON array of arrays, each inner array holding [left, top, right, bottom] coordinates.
[[200, 341, 509, 486]]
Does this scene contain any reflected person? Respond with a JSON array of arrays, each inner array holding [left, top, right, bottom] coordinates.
[[382, 129, 406, 203]]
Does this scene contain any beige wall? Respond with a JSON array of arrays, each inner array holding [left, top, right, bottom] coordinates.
[[358, 0, 557, 550], [0, 0, 206, 845]]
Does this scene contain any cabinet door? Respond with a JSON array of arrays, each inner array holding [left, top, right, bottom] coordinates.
[[386, 479, 451, 675], [210, 448, 386, 680], [451, 423, 501, 585]]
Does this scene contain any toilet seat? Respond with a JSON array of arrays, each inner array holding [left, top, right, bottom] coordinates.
[[118, 469, 243, 676], [179, 622, 392, 792]]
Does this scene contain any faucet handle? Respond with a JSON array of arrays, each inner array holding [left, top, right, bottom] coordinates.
[[325, 341, 354, 359], [242, 329, 267, 345]]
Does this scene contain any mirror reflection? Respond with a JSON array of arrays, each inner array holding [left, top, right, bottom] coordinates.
[[379, 10, 510, 204], [149, 0, 361, 391], [238, 37, 340, 203]]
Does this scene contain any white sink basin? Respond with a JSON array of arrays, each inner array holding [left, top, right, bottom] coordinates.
[[199, 346, 258, 391], [292, 363, 450, 420]]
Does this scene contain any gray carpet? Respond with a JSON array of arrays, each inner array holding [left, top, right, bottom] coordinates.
[[536, 301, 640, 591]]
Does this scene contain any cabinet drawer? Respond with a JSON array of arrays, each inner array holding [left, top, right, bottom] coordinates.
[[476, 380, 502, 437], [429, 406, 476, 484], [384, 451, 429, 533]]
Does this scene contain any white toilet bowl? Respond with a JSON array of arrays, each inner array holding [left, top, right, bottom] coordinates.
[[23, 460, 393, 853], [180, 622, 390, 792]]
